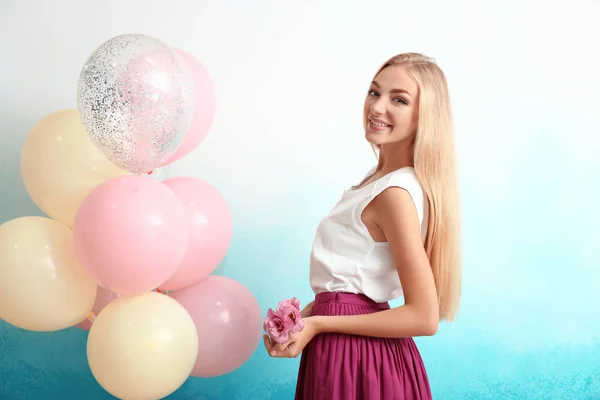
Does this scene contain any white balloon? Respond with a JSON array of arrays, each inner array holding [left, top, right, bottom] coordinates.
[[0, 216, 97, 332], [87, 292, 198, 399]]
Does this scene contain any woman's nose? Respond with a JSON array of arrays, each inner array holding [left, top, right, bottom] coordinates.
[[370, 99, 386, 115]]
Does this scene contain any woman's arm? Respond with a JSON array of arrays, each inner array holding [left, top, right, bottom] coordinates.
[[312, 187, 439, 338]]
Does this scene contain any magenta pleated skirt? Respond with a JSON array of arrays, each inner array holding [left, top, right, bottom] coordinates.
[[295, 292, 433, 400]]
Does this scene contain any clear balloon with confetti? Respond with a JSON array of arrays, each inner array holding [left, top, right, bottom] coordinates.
[[77, 34, 195, 174]]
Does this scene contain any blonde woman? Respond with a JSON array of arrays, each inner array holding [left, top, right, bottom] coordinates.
[[263, 53, 462, 400]]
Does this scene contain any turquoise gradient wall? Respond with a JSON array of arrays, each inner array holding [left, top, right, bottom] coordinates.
[[1, 0, 599, 399]]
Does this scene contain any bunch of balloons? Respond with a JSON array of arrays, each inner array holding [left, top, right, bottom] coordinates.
[[0, 34, 262, 400]]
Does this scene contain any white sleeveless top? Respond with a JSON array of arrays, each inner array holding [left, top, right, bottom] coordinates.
[[309, 166, 429, 303]]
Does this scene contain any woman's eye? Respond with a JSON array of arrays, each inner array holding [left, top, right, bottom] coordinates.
[[394, 98, 407, 105], [368, 90, 379, 96]]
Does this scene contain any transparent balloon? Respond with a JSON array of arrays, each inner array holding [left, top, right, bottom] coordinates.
[[77, 34, 195, 174]]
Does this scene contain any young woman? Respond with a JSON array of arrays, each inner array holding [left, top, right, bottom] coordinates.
[[263, 52, 462, 400]]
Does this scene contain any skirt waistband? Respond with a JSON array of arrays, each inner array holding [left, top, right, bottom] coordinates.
[[314, 292, 390, 310]]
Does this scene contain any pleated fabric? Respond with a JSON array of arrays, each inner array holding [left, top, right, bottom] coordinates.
[[295, 292, 433, 400]]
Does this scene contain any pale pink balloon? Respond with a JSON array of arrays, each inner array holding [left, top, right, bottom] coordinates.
[[170, 276, 262, 377], [159, 177, 233, 291], [73, 175, 189, 295], [162, 49, 216, 166], [76, 286, 118, 330]]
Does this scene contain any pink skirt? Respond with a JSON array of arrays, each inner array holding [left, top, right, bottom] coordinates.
[[295, 292, 433, 400]]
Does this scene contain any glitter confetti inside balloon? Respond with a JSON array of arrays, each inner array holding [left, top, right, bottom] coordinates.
[[77, 34, 195, 174]]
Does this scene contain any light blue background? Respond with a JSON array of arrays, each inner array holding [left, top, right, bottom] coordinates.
[[1, 0, 600, 399], [2, 143, 600, 399]]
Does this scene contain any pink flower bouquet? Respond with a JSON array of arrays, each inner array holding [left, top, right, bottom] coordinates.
[[263, 297, 306, 344]]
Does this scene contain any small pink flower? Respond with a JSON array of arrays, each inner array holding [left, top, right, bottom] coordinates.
[[290, 297, 302, 311], [276, 297, 301, 313], [264, 298, 306, 343], [263, 308, 295, 344], [277, 300, 305, 333]]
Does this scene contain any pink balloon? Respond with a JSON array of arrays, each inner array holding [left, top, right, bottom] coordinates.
[[170, 276, 262, 377], [75, 286, 118, 330], [159, 177, 233, 291], [73, 175, 189, 295], [163, 49, 216, 166]]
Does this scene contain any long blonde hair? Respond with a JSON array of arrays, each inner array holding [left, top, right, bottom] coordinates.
[[372, 53, 462, 322]]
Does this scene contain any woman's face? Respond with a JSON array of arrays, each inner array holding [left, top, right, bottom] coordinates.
[[363, 65, 420, 147]]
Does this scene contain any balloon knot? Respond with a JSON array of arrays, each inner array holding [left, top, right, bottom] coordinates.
[[87, 311, 96, 323], [155, 288, 172, 296]]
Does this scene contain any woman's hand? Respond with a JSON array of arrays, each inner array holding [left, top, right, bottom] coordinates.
[[300, 300, 314, 318], [263, 316, 320, 359]]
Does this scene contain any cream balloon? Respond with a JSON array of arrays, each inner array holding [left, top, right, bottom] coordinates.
[[21, 108, 128, 228], [87, 292, 198, 400], [0, 216, 97, 331]]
